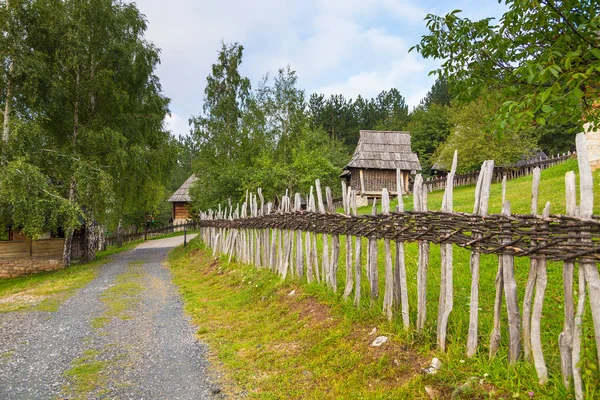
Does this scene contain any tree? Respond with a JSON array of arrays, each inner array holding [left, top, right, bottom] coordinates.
[[408, 103, 451, 174], [412, 0, 600, 129], [1, 0, 175, 265], [433, 97, 538, 172]]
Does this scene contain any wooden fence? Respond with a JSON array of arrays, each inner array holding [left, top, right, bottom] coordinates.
[[195, 135, 599, 399], [424, 152, 573, 192], [0, 238, 65, 260], [104, 222, 201, 248]]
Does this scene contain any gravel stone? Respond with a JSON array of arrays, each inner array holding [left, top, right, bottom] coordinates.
[[0, 235, 220, 399]]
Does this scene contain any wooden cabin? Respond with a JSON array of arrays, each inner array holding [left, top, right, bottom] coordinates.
[[168, 175, 197, 224], [341, 130, 421, 203]]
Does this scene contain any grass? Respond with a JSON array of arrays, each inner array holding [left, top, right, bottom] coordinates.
[[0, 240, 142, 313], [63, 349, 111, 397], [169, 158, 600, 399], [91, 261, 144, 329]]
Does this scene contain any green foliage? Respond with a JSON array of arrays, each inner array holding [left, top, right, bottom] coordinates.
[[191, 45, 350, 209], [0, 159, 81, 239], [412, 0, 600, 130], [1, 0, 176, 242], [433, 98, 538, 173], [408, 103, 451, 174]]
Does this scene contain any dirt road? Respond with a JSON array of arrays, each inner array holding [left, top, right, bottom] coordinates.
[[0, 235, 220, 399]]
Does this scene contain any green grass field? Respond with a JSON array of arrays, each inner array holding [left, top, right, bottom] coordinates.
[[170, 158, 600, 399]]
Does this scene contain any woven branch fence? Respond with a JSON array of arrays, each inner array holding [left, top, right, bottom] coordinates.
[[424, 152, 573, 192], [197, 135, 597, 399]]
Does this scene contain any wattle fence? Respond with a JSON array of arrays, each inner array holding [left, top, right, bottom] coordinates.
[[424, 152, 573, 192], [193, 134, 600, 399]]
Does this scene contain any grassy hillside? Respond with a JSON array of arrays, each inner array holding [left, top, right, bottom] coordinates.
[[170, 158, 599, 399]]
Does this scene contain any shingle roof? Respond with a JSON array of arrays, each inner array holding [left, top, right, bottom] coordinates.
[[168, 175, 197, 203], [345, 130, 421, 171]]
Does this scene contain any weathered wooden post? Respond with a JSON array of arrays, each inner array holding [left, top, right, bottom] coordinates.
[[352, 190, 362, 308], [531, 202, 550, 384], [559, 171, 576, 388], [326, 187, 339, 293], [343, 185, 353, 299], [382, 189, 394, 321], [316, 180, 329, 286], [437, 150, 457, 351], [414, 174, 429, 332], [490, 174, 506, 359], [523, 167, 542, 362], [395, 168, 409, 329], [466, 160, 493, 357], [294, 193, 304, 278], [368, 198, 379, 305]]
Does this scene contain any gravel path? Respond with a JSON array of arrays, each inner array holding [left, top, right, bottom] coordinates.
[[0, 235, 220, 399]]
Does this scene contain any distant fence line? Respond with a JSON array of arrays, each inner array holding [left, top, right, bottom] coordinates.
[[195, 137, 599, 399], [424, 152, 574, 192], [104, 222, 200, 248]]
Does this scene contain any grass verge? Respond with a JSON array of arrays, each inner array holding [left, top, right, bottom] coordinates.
[[169, 159, 600, 399]]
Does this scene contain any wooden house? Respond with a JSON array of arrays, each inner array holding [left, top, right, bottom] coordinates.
[[341, 130, 421, 202], [168, 175, 197, 224]]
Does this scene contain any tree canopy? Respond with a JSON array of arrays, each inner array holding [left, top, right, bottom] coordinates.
[[412, 0, 600, 129]]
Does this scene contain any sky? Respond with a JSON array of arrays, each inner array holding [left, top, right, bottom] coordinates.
[[133, 0, 507, 137]]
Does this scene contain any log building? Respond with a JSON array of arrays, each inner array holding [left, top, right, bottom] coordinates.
[[341, 130, 421, 204], [168, 175, 197, 224]]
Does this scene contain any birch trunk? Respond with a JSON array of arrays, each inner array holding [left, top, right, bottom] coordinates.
[[3, 61, 14, 143]]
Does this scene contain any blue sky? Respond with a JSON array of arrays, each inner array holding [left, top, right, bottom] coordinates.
[[134, 0, 507, 137]]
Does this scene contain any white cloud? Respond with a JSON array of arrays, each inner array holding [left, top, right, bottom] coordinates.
[[163, 112, 190, 137], [314, 55, 426, 102], [133, 0, 490, 135]]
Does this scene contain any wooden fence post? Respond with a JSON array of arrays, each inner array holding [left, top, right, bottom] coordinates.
[[490, 175, 506, 359], [437, 150, 457, 351], [326, 187, 340, 293], [559, 171, 576, 388], [294, 193, 304, 278], [382, 189, 393, 321], [395, 169, 409, 329], [343, 185, 354, 299], [368, 198, 379, 304], [575, 132, 600, 379], [531, 202, 550, 384], [523, 167, 542, 362], [466, 160, 494, 357], [352, 190, 362, 308], [415, 174, 429, 332]]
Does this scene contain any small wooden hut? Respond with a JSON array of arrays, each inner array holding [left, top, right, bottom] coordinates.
[[168, 175, 197, 224], [341, 130, 421, 201]]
